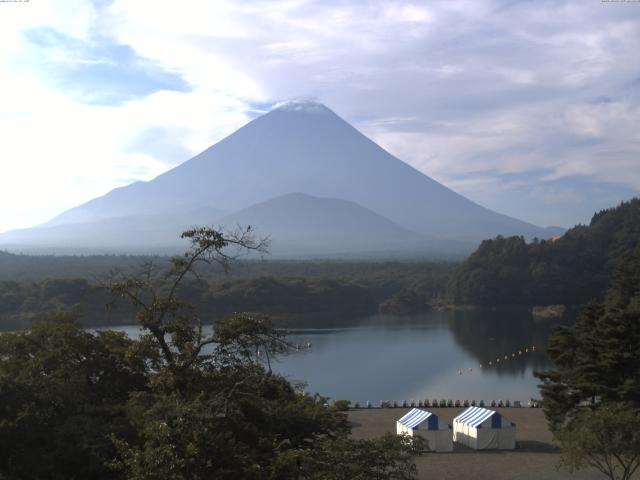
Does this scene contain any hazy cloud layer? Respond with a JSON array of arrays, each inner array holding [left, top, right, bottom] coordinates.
[[0, 0, 638, 232], [21, 26, 190, 105]]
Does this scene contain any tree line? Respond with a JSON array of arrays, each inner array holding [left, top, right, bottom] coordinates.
[[536, 244, 640, 479], [0, 276, 379, 331], [0, 227, 424, 479], [0, 259, 454, 330], [2, 216, 639, 478], [447, 198, 640, 306]]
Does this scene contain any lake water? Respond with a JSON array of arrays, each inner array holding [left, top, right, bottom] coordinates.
[[100, 309, 564, 405]]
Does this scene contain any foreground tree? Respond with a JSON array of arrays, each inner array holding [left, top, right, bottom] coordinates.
[[107, 226, 270, 376], [556, 404, 640, 480], [536, 247, 640, 480], [273, 433, 426, 480], [0, 314, 147, 480], [0, 226, 422, 479]]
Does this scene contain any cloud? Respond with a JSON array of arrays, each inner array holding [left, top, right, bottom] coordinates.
[[125, 126, 192, 165], [0, 0, 639, 232], [21, 27, 191, 105]]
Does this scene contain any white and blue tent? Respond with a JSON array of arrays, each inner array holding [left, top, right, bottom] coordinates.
[[452, 406, 515, 450], [396, 408, 453, 452]]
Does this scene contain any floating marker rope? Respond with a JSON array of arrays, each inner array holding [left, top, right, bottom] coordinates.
[[457, 345, 537, 375]]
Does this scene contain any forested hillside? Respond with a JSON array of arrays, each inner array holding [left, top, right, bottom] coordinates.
[[0, 228, 422, 479], [0, 277, 375, 330], [447, 198, 640, 306], [0, 258, 454, 330]]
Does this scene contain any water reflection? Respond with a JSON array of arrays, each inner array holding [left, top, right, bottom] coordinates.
[[274, 309, 570, 403], [95, 309, 572, 404], [446, 308, 565, 376]]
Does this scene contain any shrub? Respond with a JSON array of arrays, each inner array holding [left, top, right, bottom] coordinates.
[[333, 400, 351, 411]]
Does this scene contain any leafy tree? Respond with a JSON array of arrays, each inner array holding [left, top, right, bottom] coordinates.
[[556, 404, 640, 480], [536, 247, 640, 479], [0, 226, 423, 479], [448, 198, 640, 306], [1, 258, 456, 331], [537, 247, 640, 426], [0, 313, 148, 480], [108, 227, 421, 478], [273, 433, 426, 480], [204, 276, 376, 318]]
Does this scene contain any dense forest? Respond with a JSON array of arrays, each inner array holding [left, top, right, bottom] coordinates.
[[3, 198, 638, 328], [535, 245, 640, 479], [0, 256, 454, 330], [0, 228, 423, 479], [446, 198, 640, 306]]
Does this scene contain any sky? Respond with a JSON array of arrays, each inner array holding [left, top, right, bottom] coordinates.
[[0, 0, 639, 233]]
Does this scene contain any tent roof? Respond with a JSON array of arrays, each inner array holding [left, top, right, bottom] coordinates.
[[453, 406, 497, 428], [397, 408, 433, 429]]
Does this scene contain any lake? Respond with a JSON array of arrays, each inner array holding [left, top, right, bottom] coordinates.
[[100, 308, 566, 405]]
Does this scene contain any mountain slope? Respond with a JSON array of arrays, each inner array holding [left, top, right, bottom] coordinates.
[[216, 192, 459, 257], [0, 207, 223, 254], [2, 101, 556, 255]]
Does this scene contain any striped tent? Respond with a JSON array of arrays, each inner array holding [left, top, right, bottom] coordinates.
[[453, 406, 515, 450], [396, 408, 453, 452]]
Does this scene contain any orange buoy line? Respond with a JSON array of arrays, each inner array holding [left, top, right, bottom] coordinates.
[[457, 345, 537, 375]]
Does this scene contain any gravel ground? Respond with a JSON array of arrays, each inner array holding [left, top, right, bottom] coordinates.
[[348, 407, 608, 480]]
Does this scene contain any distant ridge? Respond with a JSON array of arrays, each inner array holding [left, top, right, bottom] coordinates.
[[216, 192, 472, 257], [0, 101, 559, 257]]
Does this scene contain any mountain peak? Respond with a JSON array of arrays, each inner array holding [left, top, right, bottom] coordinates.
[[271, 100, 333, 115], [0, 100, 554, 256]]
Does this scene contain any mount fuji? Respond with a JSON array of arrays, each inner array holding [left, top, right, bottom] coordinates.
[[0, 101, 561, 257]]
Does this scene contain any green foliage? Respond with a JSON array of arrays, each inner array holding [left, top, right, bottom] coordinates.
[[537, 247, 640, 429], [0, 250, 163, 282], [0, 278, 130, 330], [448, 198, 640, 306], [0, 313, 148, 480], [378, 269, 450, 314], [379, 289, 427, 314], [332, 399, 351, 411], [0, 261, 455, 330], [0, 227, 423, 479], [110, 367, 349, 479], [536, 246, 640, 479], [556, 404, 640, 480], [0, 276, 377, 331], [204, 276, 377, 317], [273, 433, 424, 480]]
